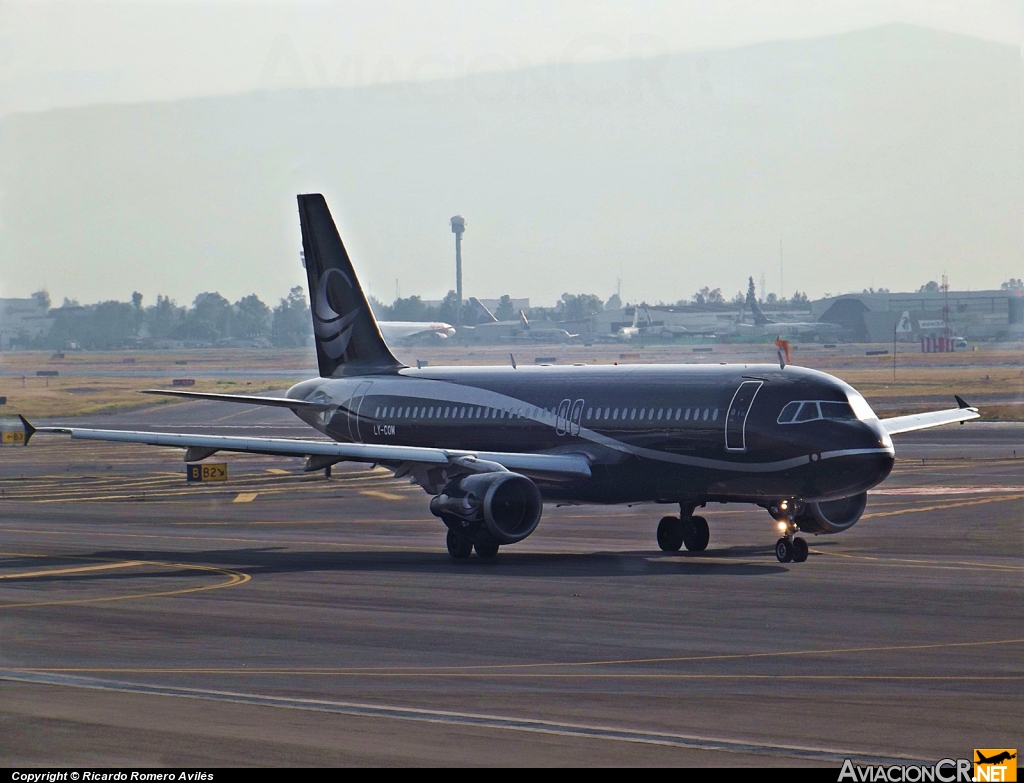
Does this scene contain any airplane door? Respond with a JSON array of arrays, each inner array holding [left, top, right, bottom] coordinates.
[[725, 380, 762, 452], [569, 399, 585, 436], [348, 381, 373, 443], [556, 399, 571, 435]]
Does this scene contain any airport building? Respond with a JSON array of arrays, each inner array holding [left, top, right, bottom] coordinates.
[[811, 288, 1024, 342], [0, 297, 53, 350]]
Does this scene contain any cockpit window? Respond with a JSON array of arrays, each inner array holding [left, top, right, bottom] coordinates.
[[794, 402, 820, 422], [778, 400, 858, 424], [778, 401, 800, 423], [820, 401, 857, 421]]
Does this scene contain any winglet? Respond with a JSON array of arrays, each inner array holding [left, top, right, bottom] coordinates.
[[954, 395, 971, 410], [18, 415, 35, 446]]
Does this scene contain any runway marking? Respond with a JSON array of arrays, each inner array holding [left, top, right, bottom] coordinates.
[[810, 549, 1024, 572], [0, 670, 920, 764], [0, 552, 250, 609], [233, 493, 258, 503], [861, 493, 1024, 520], [0, 560, 146, 580], [871, 486, 1024, 495], [10, 637, 1022, 676], [360, 490, 406, 501], [266, 469, 291, 475]]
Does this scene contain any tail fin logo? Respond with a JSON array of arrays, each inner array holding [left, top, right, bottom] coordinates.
[[314, 268, 360, 359]]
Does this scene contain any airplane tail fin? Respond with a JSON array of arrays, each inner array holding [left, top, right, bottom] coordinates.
[[469, 297, 499, 323], [519, 310, 530, 329], [746, 287, 772, 326], [297, 194, 404, 377]]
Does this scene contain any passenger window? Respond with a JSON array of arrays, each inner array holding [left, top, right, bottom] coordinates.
[[638, 409, 645, 420], [612, 409, 619, 420], [459, 407, 466, 418], [604, 407, 611, 419], [586, 408, 592, 420], [795, 402, 820, 422], [684, 409, 691, 421], [703, 408, 709, 421], [630, 408, 637, 420], [777, 402, 800, 423], [820, 401, 857, 421], [657, 409, 663, 420], [648, 408, 654, 419], [413, 407, 419, 418], [374, 407, 380, 417], [675, 408, 682, 420], [712, 409, 719, 421]]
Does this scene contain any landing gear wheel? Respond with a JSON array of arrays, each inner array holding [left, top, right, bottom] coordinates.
[[474, 540, 500, 558], [792, 537, 808, 563], [446, 530, 473, 559], [684, 516, 710, 552], [657, 516, 684, 552], [775, 537, 794, 563]]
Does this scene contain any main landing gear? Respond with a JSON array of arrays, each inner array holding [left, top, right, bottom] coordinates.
[[445, 529, 500, 559], [657, 513, 709, 553]]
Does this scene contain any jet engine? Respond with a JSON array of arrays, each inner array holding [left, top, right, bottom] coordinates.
[[796, 491, 867, 534], [429, 471, 543, 544]]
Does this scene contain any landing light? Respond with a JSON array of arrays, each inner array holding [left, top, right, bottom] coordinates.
[[779, 500, 789, 511], [776, 521, 788, 533]]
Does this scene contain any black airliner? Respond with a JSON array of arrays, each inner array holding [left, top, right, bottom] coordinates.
[[21, 195, 980, 563]]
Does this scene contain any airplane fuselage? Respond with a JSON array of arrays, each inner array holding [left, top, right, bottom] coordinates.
[[287, 363, 894, 507]]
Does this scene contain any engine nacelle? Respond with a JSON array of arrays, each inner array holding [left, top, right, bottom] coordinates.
[[796, 492, 867, 534], [429, 472, 543, 544]]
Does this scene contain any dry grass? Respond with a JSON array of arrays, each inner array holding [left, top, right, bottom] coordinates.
[[2, 346, 1022, 420]]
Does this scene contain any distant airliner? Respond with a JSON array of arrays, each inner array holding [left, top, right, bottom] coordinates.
[[21, 196, 979, 563], [737, 278, 843, 338], [378, 321, 455, 343]]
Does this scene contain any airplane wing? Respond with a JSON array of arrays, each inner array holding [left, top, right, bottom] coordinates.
[[140, 389, 331, 411], [27, 422, 593, 481], [878, 396, 980, 435]]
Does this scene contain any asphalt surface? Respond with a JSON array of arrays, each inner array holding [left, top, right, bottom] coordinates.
[[1, 402, 1022, 766]]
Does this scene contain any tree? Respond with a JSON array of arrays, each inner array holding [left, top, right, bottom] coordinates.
[[1001, 278, 1023, 291], [146, 295, 184, 339], [234, 294, 271, 338], [180, 292, 233, 341], [390, 295, 430, 322], [437, 290, 461, 325], [271, 286, 312, 347], [495, 295, 516, 321], [918, 280, 940, 293], [558, 293, 604, 321], [605, 293, 622, 311], [765, 292, 778, 305], [31, 290, 50, 310], [791, 291, 809, 305], [368, 295, 392, 320]]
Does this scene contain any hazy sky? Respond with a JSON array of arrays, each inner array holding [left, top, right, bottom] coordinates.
[[1, 1, 1021, 116], [0, 2, 1021, 306]]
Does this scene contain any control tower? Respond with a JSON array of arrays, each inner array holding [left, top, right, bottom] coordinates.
[[450, 215, 466, 328]]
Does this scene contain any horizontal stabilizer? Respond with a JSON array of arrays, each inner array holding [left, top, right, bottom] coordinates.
[[141, 389, 330, 411]]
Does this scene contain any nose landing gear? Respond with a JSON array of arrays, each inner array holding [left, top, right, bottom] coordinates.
[[657, 512, 710, 552], [772, 509, 809, 563]]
